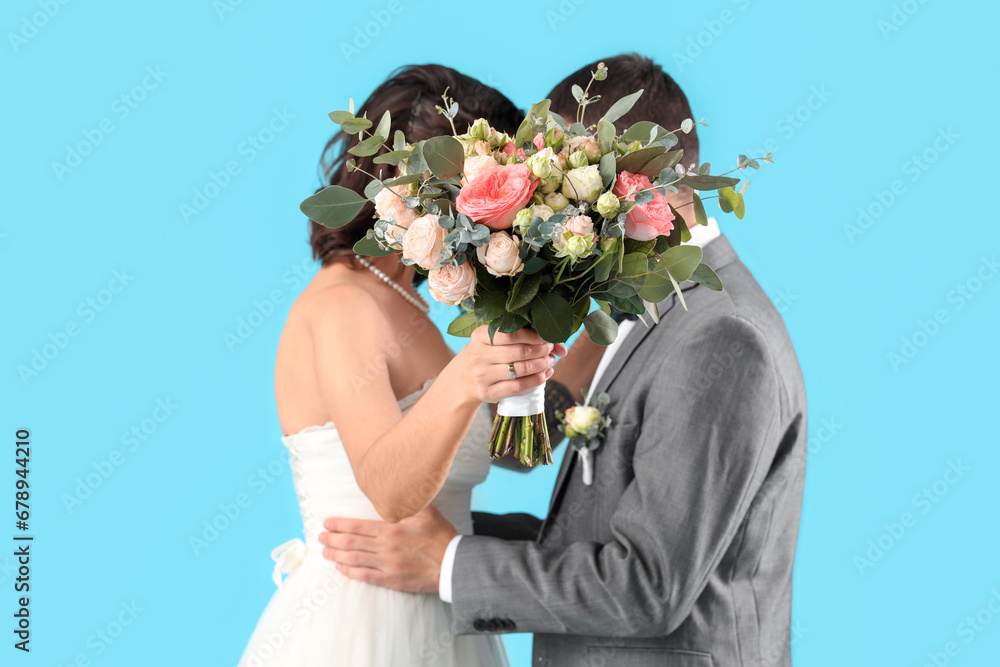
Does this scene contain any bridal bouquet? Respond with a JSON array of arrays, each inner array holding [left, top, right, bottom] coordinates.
[[302, 62, 767, 466]]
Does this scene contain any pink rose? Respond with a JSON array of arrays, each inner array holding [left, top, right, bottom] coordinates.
[[613, 171, 675, 241], [533, 132, 545, 151], [462, 155, 499, 186], [427, 262, 477, 306], [401, 214, 445, 269], [373, 185, 417, 243], [455, 164, 539, 231], [476, 231, 524, 277]]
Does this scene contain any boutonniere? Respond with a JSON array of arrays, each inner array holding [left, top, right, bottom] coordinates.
[[556, 391, 612, 486]]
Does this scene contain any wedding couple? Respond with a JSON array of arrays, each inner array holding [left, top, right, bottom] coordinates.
[[237, 54, 807, 667]]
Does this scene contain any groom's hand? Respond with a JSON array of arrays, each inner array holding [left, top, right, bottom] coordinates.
[[319, 505, 458, 594]]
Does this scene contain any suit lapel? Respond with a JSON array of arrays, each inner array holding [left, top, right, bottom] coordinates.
[[540, 234, 740, 535]]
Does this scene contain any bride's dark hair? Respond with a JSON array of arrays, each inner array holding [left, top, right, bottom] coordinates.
[[309, 65, 523, 269]]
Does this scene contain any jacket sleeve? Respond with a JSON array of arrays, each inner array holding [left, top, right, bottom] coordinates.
[[451, 315, 783, 636], [472, 512, 544, 541]]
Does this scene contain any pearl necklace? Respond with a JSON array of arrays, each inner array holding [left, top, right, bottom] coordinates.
[[354, 254, 430, 314]]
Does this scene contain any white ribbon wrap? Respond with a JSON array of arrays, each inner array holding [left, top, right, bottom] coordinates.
[[271, 538, 307, 588], [578, 447, 594, 486], [496, 381, 546, 417]]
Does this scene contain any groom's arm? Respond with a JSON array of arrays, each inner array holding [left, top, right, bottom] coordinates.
[[471, 512, 543, 540], [451, 315, 783, 637]]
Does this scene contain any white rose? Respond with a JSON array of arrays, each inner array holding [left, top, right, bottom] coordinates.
[[401, 215, 445, 269], [373, 185, 418, 243], [561, 165, 604, 203]]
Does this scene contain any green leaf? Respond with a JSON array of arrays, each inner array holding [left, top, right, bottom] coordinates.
[[718, 186, 738, 213], [598, 153, 617, 189], [530, 292, 573, 343], [667, 267, 688, 311], [474, 289, 507, 322], [640, 297, 660, 324], [600, 89, 644, 126], [661, 244, 703, 282], [364, 179, 384, 200], [663, 205, 691, 248], [692, 193, 708, 226], [374, 110, 391, 142], [637, 260, 674, 303], [300, 185, 368, 229], [507, 272, 542, 311], [616, 146, 666, 176], [447, 312, 484, 337], [622, 121, 672, 146], [664, 149, 684, 169], [406, 141, 427, 174], [583, 309, 618, 345], [340, 117, 372, 135], [348, 135, 384, 157], [690, 263, 723, 291], [523, 257, 546, 275], [682, 174, 740, 191], [698, 162, 711, 175], [373, 149, 412, 165], [593, 252, 615, 282], [353, 235, 394, 257], [734, 192, 746, 219], [498, 312, 529, 333], [596, 119, 615, 154], [423, 136, 465, 179], [384, 173, 422, 188], [329, 110, 354, 124]]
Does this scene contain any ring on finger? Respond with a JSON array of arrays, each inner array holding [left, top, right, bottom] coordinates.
[[508, 363, 517, 380]]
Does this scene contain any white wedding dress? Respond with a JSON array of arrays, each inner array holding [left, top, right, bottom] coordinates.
[[237, 378, 509, 667]]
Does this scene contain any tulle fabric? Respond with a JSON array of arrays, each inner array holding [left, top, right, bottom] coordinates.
[[236, 379, 508, 667]]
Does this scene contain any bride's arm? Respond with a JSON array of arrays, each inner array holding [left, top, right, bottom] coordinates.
[[308, 285, 561, 523]]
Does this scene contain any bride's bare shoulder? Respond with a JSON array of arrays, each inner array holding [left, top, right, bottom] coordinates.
[[289, 277, 387, 337]]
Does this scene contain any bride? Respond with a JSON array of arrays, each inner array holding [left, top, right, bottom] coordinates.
[[236, 65, 567, 667]]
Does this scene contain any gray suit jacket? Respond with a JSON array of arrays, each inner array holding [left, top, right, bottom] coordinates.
[[455, 235, 807, 666]]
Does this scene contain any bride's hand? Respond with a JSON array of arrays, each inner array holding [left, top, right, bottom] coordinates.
[[456, 326, 567, 404]]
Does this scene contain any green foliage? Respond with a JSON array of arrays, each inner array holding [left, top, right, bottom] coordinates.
[[300, 185, 367, 229]]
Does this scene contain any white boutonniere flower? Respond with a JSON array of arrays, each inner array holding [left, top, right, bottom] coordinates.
[[557, 391, 612, 486]]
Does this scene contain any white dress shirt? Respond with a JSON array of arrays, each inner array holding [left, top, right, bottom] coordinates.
[[439, 218, 722, 603]]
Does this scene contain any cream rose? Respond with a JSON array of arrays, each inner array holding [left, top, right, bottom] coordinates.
[[401, 215, 445, 269], [427, 262, 477, 306], [561, 165, 604, 204], [462, 154, 499, 186], [476, 231, 524, 277], [373, 184, 418, 243], [564, 405, 602, 438]]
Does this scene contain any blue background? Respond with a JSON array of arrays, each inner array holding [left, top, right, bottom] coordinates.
[[3, 0, 999, 665]]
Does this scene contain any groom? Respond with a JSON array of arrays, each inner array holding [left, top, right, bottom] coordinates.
[[320, 54, 807, 666]]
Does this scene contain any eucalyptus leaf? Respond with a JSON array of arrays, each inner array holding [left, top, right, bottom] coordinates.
[[660, 244, 703, 282], [690, 263, 724, 291], [583, 309, 618, 346], [600, 89, 644, 126], [597, 119, 615, 154], [734, 192, 745, 219], [598, 153, 617, 189], [423, 135, 465, 179], [406, 141, 428, 174], [692, 193, 708, 226], [353, 235, 394, 257], [374, 110, 392, 142], [329, 110, 354, 124], [373, 149, 412, 165], [340, 117, 372, 135], [616, 146, 667, 176], [682, 174, 741, 191], [718, 186, 738, 214], [300, 185, 368, 229], [347, 135, 384, 157]]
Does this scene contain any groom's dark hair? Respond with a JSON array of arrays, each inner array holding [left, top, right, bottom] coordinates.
[[547, 54, 699, 169]]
